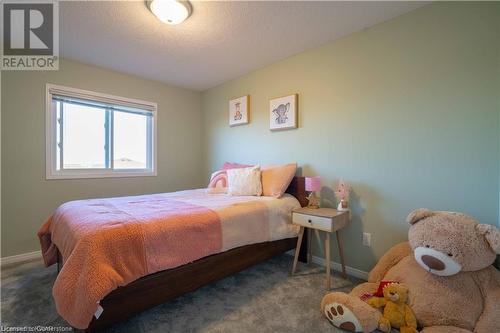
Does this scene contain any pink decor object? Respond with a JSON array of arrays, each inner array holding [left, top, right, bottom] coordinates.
[[335, 179, 351, 211], [305, 176, 321, 208]]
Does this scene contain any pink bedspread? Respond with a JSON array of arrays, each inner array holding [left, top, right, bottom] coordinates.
[[38, 194, 222, 329]]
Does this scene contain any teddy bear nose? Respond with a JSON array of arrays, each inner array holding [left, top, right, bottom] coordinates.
[[421, 255, 445, 270]]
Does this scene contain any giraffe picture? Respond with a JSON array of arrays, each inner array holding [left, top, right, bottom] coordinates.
[[229, 95, 249, 126]]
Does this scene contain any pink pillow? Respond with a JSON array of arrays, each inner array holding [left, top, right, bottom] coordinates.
[[261, 163, 297, 198], [222, 162, 252, 170], [207, 163, 252, 194], [207, 170, 228, 194]]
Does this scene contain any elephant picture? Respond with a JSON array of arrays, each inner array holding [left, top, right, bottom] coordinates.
[[269, 94, 297, 130], [272, 103, 290, 124]]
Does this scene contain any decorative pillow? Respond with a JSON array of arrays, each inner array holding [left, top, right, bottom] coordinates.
[[222, 162, 252, 170], [227, 165, 262, 196], [261, 163, 297, 198], [207, 170, 228, 194], [207, 163, 253, 194]]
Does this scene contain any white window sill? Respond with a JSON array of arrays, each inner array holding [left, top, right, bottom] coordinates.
[[46, 170, 157, 180]]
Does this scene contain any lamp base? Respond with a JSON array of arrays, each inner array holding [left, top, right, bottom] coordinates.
[[307, 192, 320, 209], [337, 199, 349, 211]]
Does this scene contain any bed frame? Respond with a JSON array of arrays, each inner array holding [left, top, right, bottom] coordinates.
[[64, 176, 309, 332]]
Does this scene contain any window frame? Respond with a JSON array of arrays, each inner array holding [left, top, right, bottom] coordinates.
[[45, 83, 157, 180]]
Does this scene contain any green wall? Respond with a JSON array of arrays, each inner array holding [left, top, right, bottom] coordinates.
[[1, 59, 204, 257], [201, 2, 500, 272], [2, 3, 499, 273]]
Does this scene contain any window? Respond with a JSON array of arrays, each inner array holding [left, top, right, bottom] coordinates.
[[46, 84, 157, 179]]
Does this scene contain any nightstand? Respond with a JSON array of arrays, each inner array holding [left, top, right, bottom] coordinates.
[[290, 207, 349, 289]]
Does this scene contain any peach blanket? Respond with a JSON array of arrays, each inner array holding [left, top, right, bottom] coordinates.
[[38, 194, 222, 329], [38, 190, 300, 329]]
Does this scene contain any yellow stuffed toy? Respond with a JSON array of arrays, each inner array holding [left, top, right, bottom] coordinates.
[[367, 282, 418, 333]]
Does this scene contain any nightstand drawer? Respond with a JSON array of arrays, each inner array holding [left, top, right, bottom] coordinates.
[[292, 212, 332, 232]]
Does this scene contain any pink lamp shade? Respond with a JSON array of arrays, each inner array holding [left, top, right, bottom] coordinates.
[[305, 176, 321, 192]]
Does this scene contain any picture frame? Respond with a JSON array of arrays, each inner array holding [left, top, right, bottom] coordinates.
[[229, 95, 250, 126], [269, 93, 298, 131]]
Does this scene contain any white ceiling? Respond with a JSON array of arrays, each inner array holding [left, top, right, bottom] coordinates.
[[60, 1, 427, 91]]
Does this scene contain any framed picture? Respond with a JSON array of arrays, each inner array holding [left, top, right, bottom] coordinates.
[[229, 95, 249, 126], [269, 94, 298, 130]]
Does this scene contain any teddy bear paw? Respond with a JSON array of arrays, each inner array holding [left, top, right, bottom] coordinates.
[[378, 322, 391, 333], [324, 302, 363, 332]]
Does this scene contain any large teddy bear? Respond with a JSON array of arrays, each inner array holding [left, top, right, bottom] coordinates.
[[321, 209, 500, 333]]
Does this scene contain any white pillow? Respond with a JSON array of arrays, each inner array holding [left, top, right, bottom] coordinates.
[[227, 165, 262, 196]]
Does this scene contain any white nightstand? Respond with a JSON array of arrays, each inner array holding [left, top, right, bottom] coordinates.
[[290, 207, 350, 289]]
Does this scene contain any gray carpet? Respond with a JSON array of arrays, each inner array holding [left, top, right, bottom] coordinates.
[[1, 254, 363, 332]]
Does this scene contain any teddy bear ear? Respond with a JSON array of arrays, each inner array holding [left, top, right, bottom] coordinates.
[[407, 209, 435, 225], [476, 224, 500, 254]]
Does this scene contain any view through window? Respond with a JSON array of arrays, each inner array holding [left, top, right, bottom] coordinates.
[[47, 85, 156, 179]]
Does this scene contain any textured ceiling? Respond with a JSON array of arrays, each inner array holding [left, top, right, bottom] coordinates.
[[60, 1, 427, 91]]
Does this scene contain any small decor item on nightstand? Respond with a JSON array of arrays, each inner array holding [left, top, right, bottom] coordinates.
[[305, 176, 321, 209], [335, 179, 350, 211]]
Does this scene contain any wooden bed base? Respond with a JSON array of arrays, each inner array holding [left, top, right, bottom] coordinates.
[[64, 176, 309, 332], [83, 237, 304, 331]]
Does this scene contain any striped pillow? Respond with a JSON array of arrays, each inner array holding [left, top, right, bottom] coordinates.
[[207, 170, 228, 194], [207, 163, 253, 194]]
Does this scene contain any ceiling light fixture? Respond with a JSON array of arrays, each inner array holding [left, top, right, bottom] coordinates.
[[147, 0, 192, 25]]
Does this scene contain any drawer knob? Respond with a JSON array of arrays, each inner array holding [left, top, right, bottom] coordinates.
[[308, 219, 312, 223]]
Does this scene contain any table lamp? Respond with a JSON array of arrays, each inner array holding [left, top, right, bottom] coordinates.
[[305, 176, 321, 208]]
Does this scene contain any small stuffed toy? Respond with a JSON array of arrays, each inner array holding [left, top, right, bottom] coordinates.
[[366, 282, 418, 333]]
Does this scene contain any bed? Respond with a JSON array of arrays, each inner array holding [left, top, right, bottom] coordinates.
[[38, 176, 308, 332]]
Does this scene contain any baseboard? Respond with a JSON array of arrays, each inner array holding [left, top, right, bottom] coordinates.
[[284, 251, 369, 280], [311, 255, 368, 280], [1, 250, 42, 267]]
